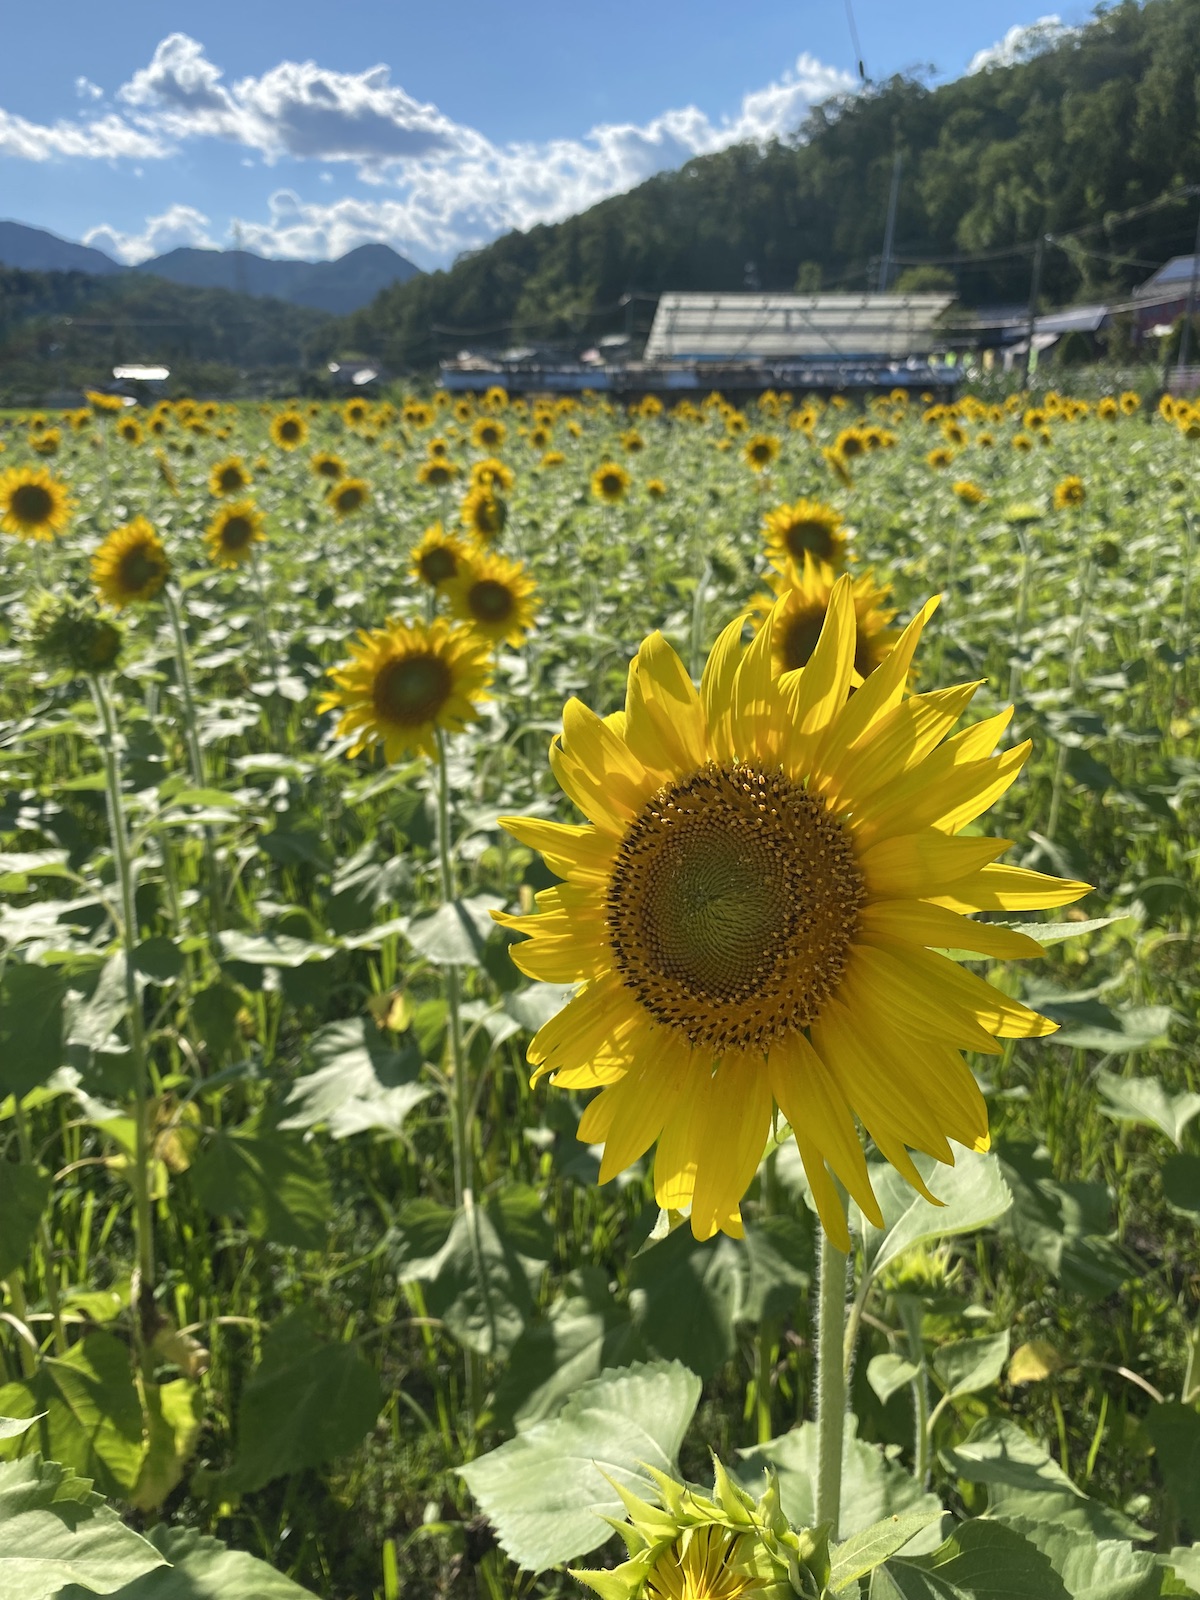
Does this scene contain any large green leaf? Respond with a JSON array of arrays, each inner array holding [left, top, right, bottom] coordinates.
[[1145, 1403, 1200, 1541], [1162, 1154, 1200, 1219], [0, 1163, 52, 1280], [0, 1453, 164, 1600], [405, 895, 504, 967], [0, 1333, 146, 1501], [737, 1419, 941, 1538], [999, 1517, 1166, 1600], [830, 1510, 944, 1591], [279, 1018, 430, 1139], [1095, 1071, 1200, 1148], [872, 1518, 1069, 1599], [628, 1226, 746, 1378], [225, 1311, 382, 1495], [856, 1149, 1012, 1282], [458, 1360, 702, 1570], [58, 1526, 318, 1598], [0, 963, 65, 1100], [932, 1331, 1011, 1400], [190, 1116, 331, 1250], [216, 931, 336, 968]]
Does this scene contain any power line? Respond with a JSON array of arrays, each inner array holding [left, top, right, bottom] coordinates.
[[844, 0, 868, 83]]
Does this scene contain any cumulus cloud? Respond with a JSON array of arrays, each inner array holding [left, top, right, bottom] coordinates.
[[0, 107, 166, 162], [967, 16, 1075, 73], [84, 204, 218, 264]]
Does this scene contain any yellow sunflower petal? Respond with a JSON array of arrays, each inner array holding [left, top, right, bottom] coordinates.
[[626, 632, 709, 772], [701, 613, 749, 762], [780, 574, 857, 776], [823, 681, 981, 812], [528, 973, 628, 1077], [767, 1031, 883, 1227], [857, 898, 1044, 960], [859, 831, 1010, 898], [687, 1051, 774, 1240], [828, 595, 941, 753], [931, 863, 1091, 913], [498, 816, 617, 881], [597, 1028, 693, 1184]]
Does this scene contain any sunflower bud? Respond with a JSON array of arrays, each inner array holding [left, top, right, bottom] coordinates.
[[571, 1459, 828, 1600], [27, 592, 124, 675]]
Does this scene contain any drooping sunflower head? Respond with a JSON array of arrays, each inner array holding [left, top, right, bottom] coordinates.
[[1053, 474, 1086, 509], [592, 461, 632, 503], [0, 466, 73, 541], [762, 497, 847, 571], [743, 434, 780, 472], [750, 554, 900, 683], [410, 523, 470, 590], [472, 417, 507, 451], [209, 456, 252, 498], [445, 549, 538, 647], [952, 480, 986, 506], [28, 591, 123, 675], [470, 456, 515, 492], [205, 501, 266, 568], [318, 615, 492, 763], [31, 428, 61, 457], [460, 484, 508, 542], [329, 478, 371, 518], [91, 518, 170, 608], [418, 457, 460, 489], [270, 410, 308, 450], [310, 450, 346, 482], [497, 578, 1088, 1246]]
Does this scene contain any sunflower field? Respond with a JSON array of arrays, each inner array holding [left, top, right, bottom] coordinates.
[[0, 380, 1198, 1600]]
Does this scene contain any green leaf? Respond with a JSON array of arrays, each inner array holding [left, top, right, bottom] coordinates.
[[404, 895, 504, 967], [190, 1117, 331, 1250], [58, 1525, 319, 1598], [1161, 1154, 1200, 1218], [1146, 1403, 1200, 1540], [941, 1419, 1147, 1542], [129, 1379, 203, 1514], [0, 1164, 52, 1280], [740, 1215, 813, 1324], [737, 1419, 941, 1538], [458, 1360, 702, 1570], [1096, 1071, 1200, 1149], [875, 1518, 1070, 1599], [131, 938, 185, 984], [0, 1333, 146, 1501], [0, 964, 65, 1099], [932, 1331, 1011, 1399], [867, 1354, 923, 1406], [225, 1311, 382, 1495], [1055, 1006, 1173, 1055], [997, 1517, 1165, 1600], [1167, 1549, 1200, 1592], [831, 1510, 944, 1590], [279, 1018, 430, 1139], [628, 1226, 746, 1378], [0, 1453, 165, 1600], [493, 1267, 646, 1430], [856, 1149, 1012, 1282], [216, 932, 336, 968], [996, 917, 1124, 945]]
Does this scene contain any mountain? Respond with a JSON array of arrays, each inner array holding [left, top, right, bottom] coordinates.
[[0, 220, 122, 277], [342, 0, 1200, 366], [133, 241, 420, 314], [0, 222, 420, 315]]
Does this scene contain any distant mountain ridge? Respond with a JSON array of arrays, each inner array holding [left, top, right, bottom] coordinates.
[[0, 220, 420, 314]]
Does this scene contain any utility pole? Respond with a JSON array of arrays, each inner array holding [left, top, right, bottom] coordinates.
[[1022, 234, 1046, 384], [878, 149, 902, 293], [1169, 189, 1200, 387]]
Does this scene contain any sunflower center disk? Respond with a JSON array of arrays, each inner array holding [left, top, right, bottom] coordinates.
[[785, 520, 834, 561], [778, 608, 826, 672], [120, 549, 159, 590], [471, 579, 514, 622], [13, 485, 53, 523], [374, 652, 452, 725], [607, 763, 865, 1051]]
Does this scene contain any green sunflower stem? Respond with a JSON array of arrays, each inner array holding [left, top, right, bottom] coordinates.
[[90, 674, 156, 1375], [690, 557, 713, 681], [163, 585, 222, 933], [436, 731, 472, 1209], [814, 1189, 851, 1542]]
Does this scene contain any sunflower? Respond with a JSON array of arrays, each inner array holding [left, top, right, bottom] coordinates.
[[542, 450, 567, 468], [426, 437, 450, 459], [496, 582, 1087, 1246], [750, 554, 899, 682], [1120, 391, 1141, 415], [646, 478, 668, 498], [743, 434, 780, 472], [926, 446, 955, 470], [310, 450, 346, 483], [403, 401, 433, 429], [952, 480, 986, 505], [329, 478, 371, 518], [0, 466, 73, 541], [473, 417, 507, 451], [1012, 433, 1034, 453], [154, 449, 178, 493], [117, 416, 144, 446], [470, 456, 515, 491], [834, 426, 866, 460], [453, 398, 474, 423], [411, 523, 470, 589], [30, 428, 61, 457], [343, 398, 371, 429], [91, 518, 170, 608], [205, 501, 266, 568], [762, 497, 847, 571], [822, 446, 853, 487], [528, 425, 552, 450], [418, 458, 460, 488], [1053, 475, 1086, 509], [1097, 397, 1119, 422], [975, 431, 995, 449], [209, 456, 252, 497], [460, 485, 507, 542], [445, 549, 538, 647], [592, 461, 632, 503], [270, 410, 308, 451], [319, 616, 492, 763], [86, 390, 124, 414], [621, 429, 646, 453]]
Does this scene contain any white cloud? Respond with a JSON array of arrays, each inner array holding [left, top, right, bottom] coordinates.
[[0, 107, 166, 162], [75, 77, 105, 103], [967, 16, 1075, 73], [84, 204, 218, 264]]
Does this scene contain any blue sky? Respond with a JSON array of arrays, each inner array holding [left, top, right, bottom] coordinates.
[[0, 2, 1091, 268]]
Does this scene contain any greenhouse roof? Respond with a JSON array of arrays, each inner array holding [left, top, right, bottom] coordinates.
[[643, 292, 954, 362]]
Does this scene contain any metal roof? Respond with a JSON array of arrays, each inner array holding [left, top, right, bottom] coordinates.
[[1135, 255, 1199, 298], [1034, 304, 1109, 335], [643, 292, 954, 362]]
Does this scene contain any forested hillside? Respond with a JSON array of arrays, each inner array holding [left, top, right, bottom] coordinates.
[[0, 267, 333, 402], [343, 0, 1200, 366]]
